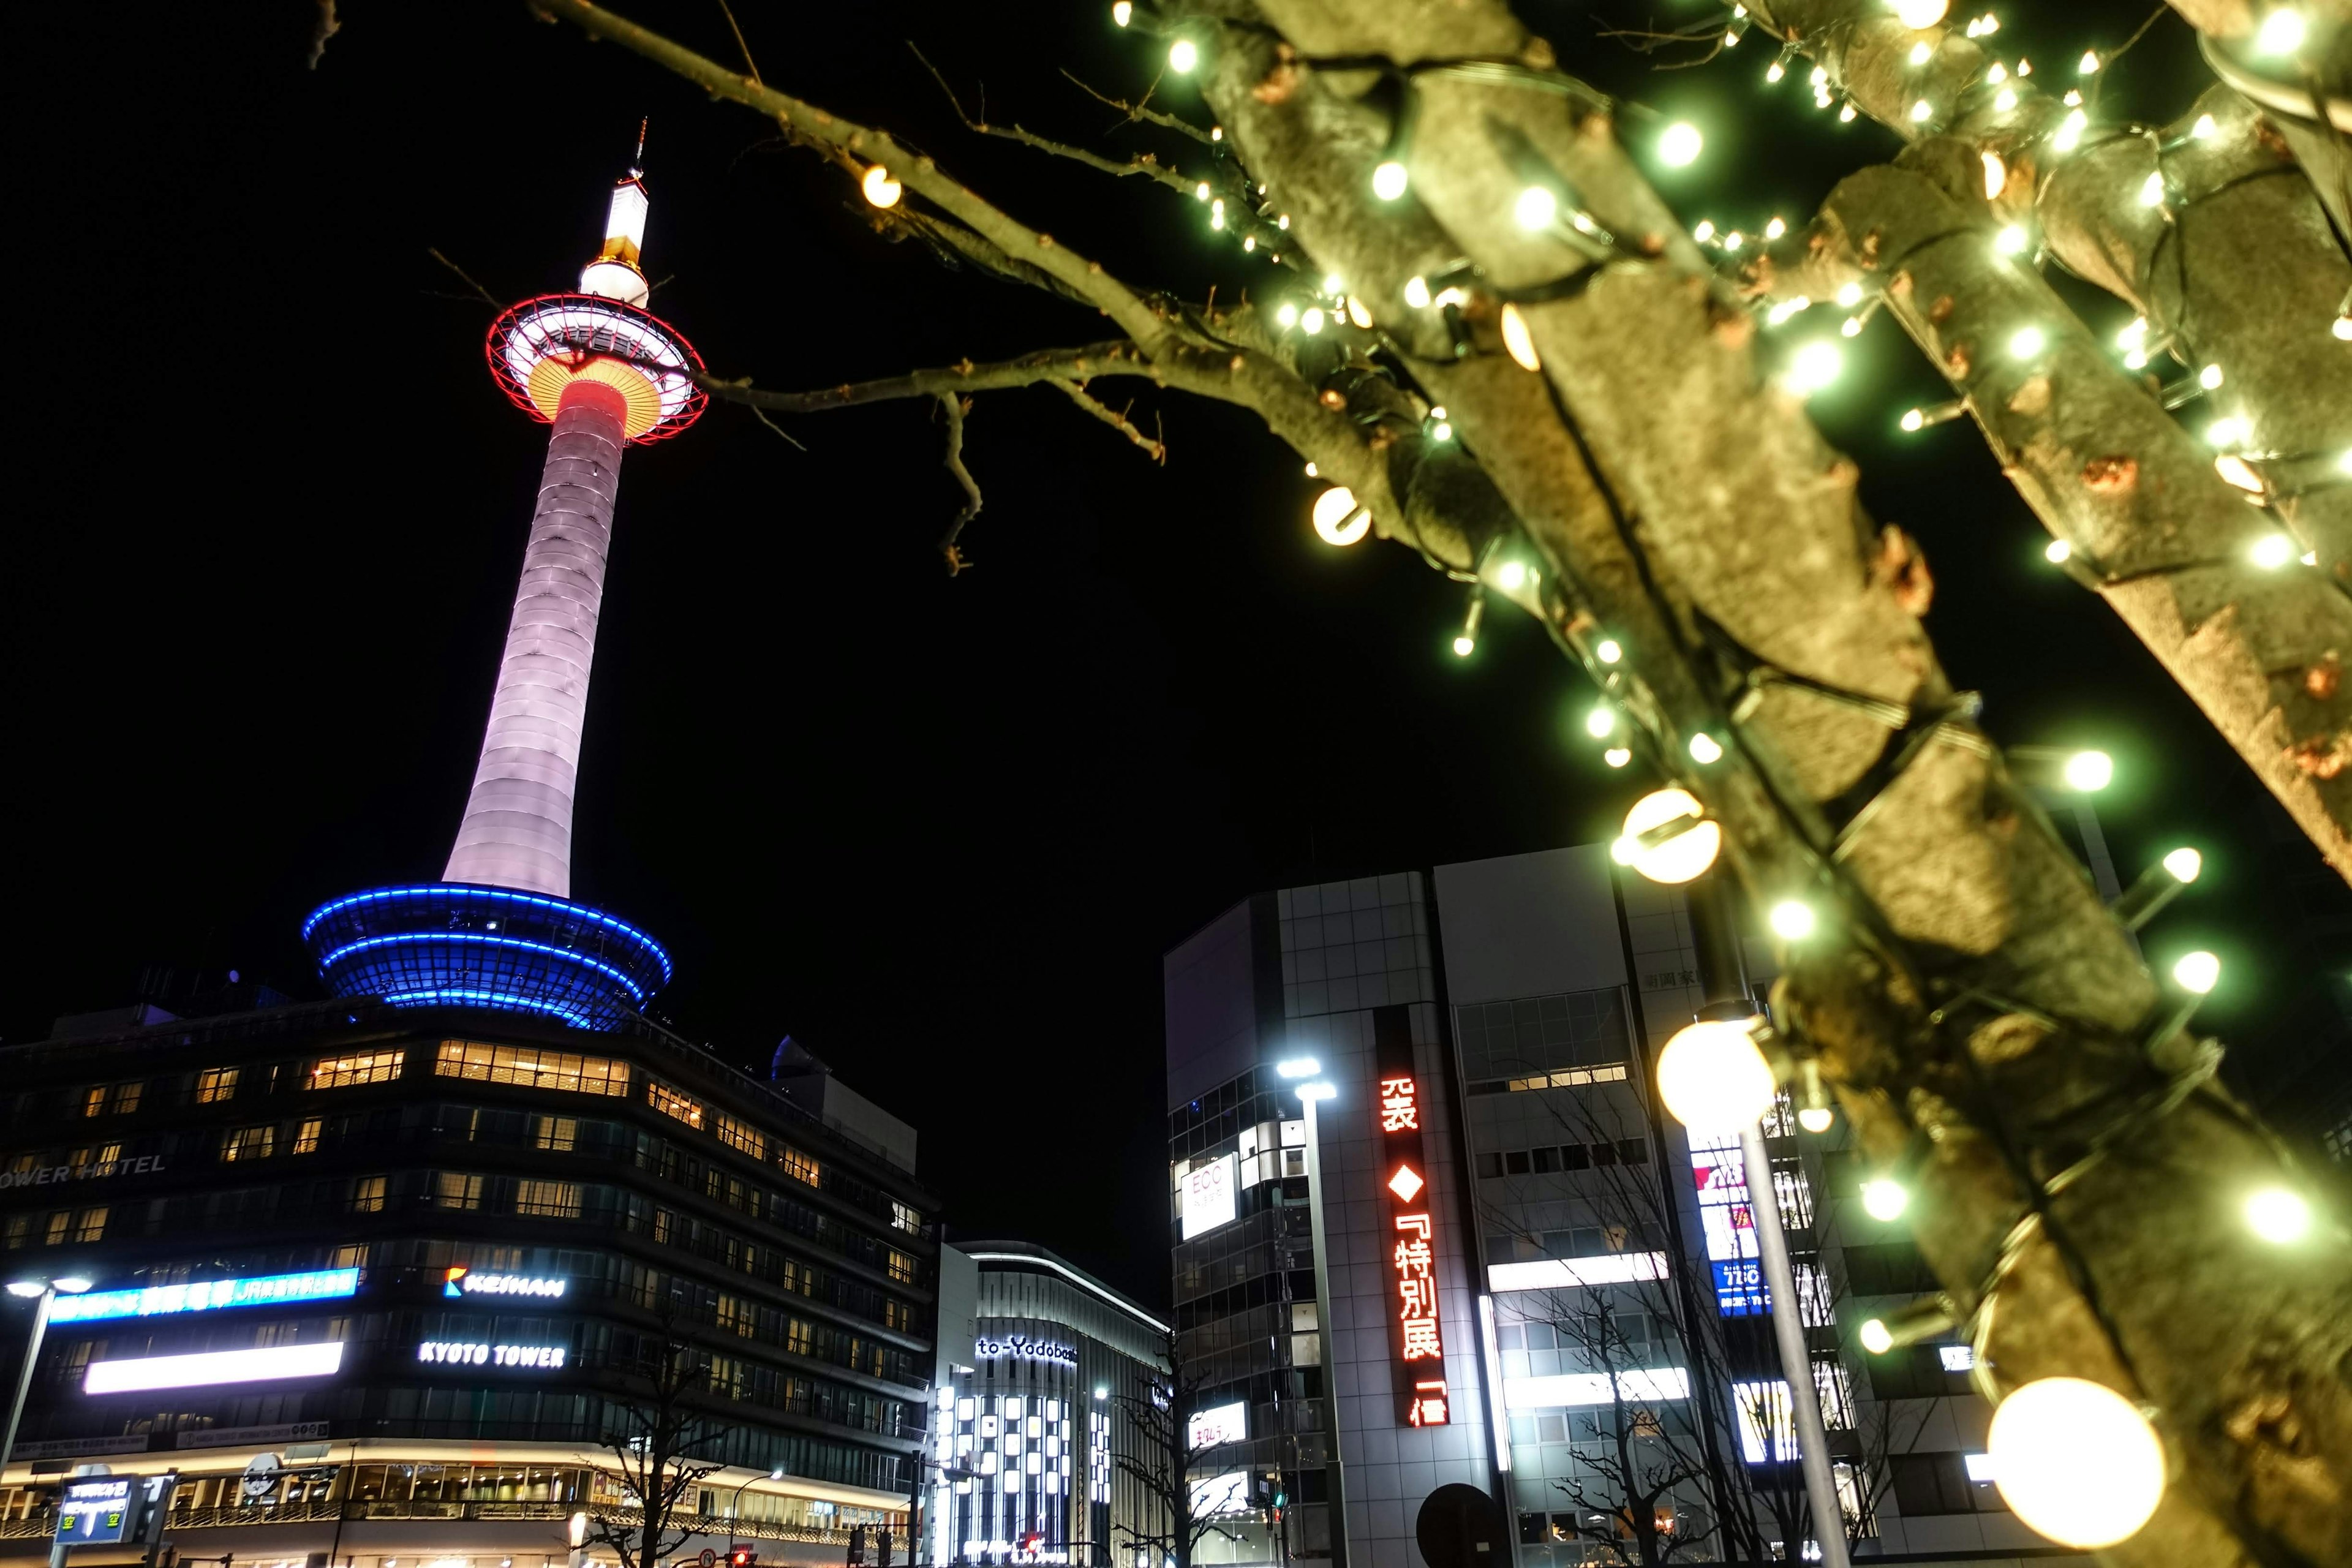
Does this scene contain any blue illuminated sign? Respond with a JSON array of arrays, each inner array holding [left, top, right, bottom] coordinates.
[[49, 1268, 360, 1324], [1711, 1260, 1768, 1318]]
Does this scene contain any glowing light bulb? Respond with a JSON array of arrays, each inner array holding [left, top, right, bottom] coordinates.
[[2255, 9, 2308, 55], [1614, 789, 1722, 884], [2139, 172, 2166, 207], [1694, 219, 1717, 243], [1596, 638, 1623, 664], [2215, 454, 2265, 495], [1910, 42, 1933, 65], [1210, 202, 1226, 230], [1766, 58, 1786, 83], [2199, 363, 2224, 390], [1764, 216, 1787, 241], [1497, 560, 1528, 591], [2054, 109, 2087, 152], [1910, 98, 1934, 123], [1403, 276, 1431, 308], [1659, 122, 1705, 166], [1986, 61, 2008, 83], [1452, 635, 1476, 658], [1515, 185, 1559, 230], [861, 165, 903, 208], [1112, 1, 1131, 22], [1275, 302, 1298, 329], [2062, 749, 2112, 790], [1861, 1177, 1909, 1221], [1768, 900, 1817, 940], [2244, 1186, 2312, 1243], [1996, 224, 2028, 255], [1168, 38, 1199, 73], [1345, 296, 1372, 329], [2046, 539, 2072, 564], [2250, 533, 2296, 569], [1891, 0, 1950, 25], [1242, 235, 1255, 252], [2163, 847, 2202, 883], [1500, 303, 1542, 372], [1604, 747, 1632, 768], [1656, 1019, 1776, 1132], [1841, 104, 1859, 122], [2192, 113, 2216, 139], [1984, 153, 2008, 200], [1723, 229, 1745, 250], [1373, 159, 1409, 200], [1835, 282, 1864, 307], [1431, 422, 1453, 442], [1902, 408, 1926, 432], [1300, 307, 1326, 336], [2332, 314, 2352, 341], [1194, 181, 1211, 203], [1811, 65, 1830, 87], [1841, 315, 1864, 337], [1798, 1105, 1835, 1133], [1785, 340, 1844, 395], [2208, 415, 2251, 447], [1995, 88, 2018, 110], [1688, 733, 1724, 764], [2172, 949, 2220, 993], [1860, 1318, 1895, 1354], [1311, 488, 1371, 547], [2009, 325, 2046, 359], [1987, 1379, 2165, 1548], [2064, 88, 2083, 107], [2078, 50, 2101, 74], [1585, 706, 1617, 739]]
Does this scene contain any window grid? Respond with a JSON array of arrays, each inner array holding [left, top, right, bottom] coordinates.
[[310, 1050, 407, 1090], [435, 1041, 631, 1097]]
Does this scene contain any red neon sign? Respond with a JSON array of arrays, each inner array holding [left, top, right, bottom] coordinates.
[[1374, 1028, 1449, 1427]]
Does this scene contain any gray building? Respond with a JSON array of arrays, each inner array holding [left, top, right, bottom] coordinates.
[[928, 1243, 1169, 1568], [1169, 850, 2072, 1568]]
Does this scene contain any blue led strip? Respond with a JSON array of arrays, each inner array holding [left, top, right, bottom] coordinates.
[[50, 1268, 360, 1324], [322, 932, 649, 1003], [301, 886, 673, 982], [382, 989, 597, 1030]]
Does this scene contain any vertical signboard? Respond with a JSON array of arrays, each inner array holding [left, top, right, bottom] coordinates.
[[1374, 1011, 1450, 1427], [1689, 1131, 1766, 1315]]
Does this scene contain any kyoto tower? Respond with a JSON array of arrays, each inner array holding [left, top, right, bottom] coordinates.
[[303, 139, 706, 1029]]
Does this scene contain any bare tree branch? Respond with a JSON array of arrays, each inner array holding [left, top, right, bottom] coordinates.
[[426, 246, 502, 307], [1060, 68, 1216, 143], [913, 43, 1200, 199], [936, 393, 983, 573], [1054, 380, 1168, 461]]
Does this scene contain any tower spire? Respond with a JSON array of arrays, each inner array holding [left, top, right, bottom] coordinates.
[[579, 129, 652, 307]]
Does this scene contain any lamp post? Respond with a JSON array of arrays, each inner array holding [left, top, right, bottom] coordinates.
[[1275, 1063, 1348, 1568], [2, 1276, 92, 1478], [726, 1468, 784, 1553]]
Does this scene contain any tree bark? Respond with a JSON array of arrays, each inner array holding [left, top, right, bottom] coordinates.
[[526, 4, 2352, 1561]]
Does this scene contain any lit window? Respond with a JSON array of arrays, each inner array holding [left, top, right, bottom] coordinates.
[[69, 1207, 108, 1243], [649, 1082, 705, 1130], [516, 1180, 582, 1219], [293, 1118, 323, 1155], [712, 1112, 766, 1161], [433, 1172, 484, 1210], [81, 1087, 105, 1118], [434, 1040, 631, 1096], [195, 1068, 239, 1104], [350, 1175, 388, 1213], [43, 1213, 69, 1246], [221, 1125, 276, 1163], [892, 1200, 922, 1233], [308, 1050, 405, 1090], [886, 1251, 916, 1284], [533, 1115, 578, 1152], [780, 1147, 821, 1187]]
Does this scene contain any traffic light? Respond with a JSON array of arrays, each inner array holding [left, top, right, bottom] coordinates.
[[848, 1524, 867, 1566], [729, 1550, 757, 1568]]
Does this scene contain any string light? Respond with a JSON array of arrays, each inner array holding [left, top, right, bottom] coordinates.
[[1841, 315, 1864, 337], [2255, 8, 2309, 55], [1694, 219, 1717, 243], [1986, 61, 2008, 84], [1275, 302, 1298, 328], [2250, 533, 2296, 568], [1499, 303, 1542, 372], [2163, 847, 2203, 883], [1655, 1019, 1776, 1132], [2046, 539, 2072, 563], [1112, 1, 1131, 23], [1300, 307, 1326, 336], [2063, 748, 2113, 790], [1496, 559, 1528, 590], [1995, 88, 2019, 111], [1585, 706, 1617, 739], [1891, 0, 1950, 25], [2171, 949, 2221, 993], [1431, 421, 1453, 441], [1310, 487, 1371, 547], [2078, 50, 2101, 74], [1986, 1379, 2165, 1548], [2138, 172, 2166, 207], [861, 165, 903, 208], [1768, 899, 1816, 940], [1604, 747, 1632, 768], [2192, 113, 2217, 139], [1763, 216, 1787, 241], [1452, 593, 1483, 658], [1784, 340, 1844, 395], [1167, 38, 1199, 74], [2332, 314, 2352, 341], [1372, 160, 1409, 201], [2008, 325, 2046, 359], [1995, 225, 2029, 255], [2244, 1186, 2313, 1243], [1902, 409, 1926, 432], [2054, 109, 2088, 152], [1193, 181, 1210, 203], [1834, 282, 1864, 308], [1515, 185, 1559, 230], [1840, 104, 1859, 123], [1722, 230, 1745, 251], [1345, 296, 1372, 329], [1658, 122, 1705, 166], [1909, 42, 1933, 66], [1403, 276, 1431, 308], [2198, 363, 2225, 390], [1613, 788, 1721, 883], [1596, 638, 1623, 663], [2208, 414, 2251, 447], [1688, 733, 1724, 764], [1983, 153, 2008, 200], [1861, 1176, 1910, 1221]]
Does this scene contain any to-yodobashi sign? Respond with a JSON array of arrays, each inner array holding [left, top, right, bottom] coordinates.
[[975, 1334, 1077, 1367]]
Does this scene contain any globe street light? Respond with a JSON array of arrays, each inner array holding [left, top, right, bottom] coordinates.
[[2, 1276, 92, 1476]]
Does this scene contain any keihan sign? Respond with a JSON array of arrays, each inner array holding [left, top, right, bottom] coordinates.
[[974, 1335, 1077, 1367]]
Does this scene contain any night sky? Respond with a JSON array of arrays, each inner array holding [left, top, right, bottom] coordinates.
[[10, 1, 2329, 1310]]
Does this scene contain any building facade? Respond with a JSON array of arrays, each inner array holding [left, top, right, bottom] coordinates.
[[927, 1244, 1167, 1568], [1170, 853, 2070, 1568], [0, 1000, 939, 1568]]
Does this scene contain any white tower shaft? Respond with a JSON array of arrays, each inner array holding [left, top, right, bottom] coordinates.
[[443, 377, 631, 897]]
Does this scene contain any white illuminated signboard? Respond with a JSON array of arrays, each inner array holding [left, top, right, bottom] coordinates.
[[974, 1335, 1076, 1366], [1186, 1400, 1248, 1450], [53, 1268, 359, 1324], [1180, 1153, 1237, 1241], [416, 1341, 568, 1369], [443, 1267, 567, 1299], [1186, 1472, 1250, 1518], [84, 1341, 345, 1395]]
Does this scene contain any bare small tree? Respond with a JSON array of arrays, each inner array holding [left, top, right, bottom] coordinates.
[[1110, 1329, 1243, 1568], [1539, 1287, 1719, 1567], [585, 1298, 726, 1568]]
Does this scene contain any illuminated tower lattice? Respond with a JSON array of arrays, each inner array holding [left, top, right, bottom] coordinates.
[[304, 148, 704, 1029]]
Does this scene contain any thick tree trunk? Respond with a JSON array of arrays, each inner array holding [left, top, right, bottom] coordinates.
[[528, 2, 2352, 1561], [1743, 0, 2352, 878]]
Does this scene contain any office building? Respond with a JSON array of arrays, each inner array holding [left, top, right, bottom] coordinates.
[[926, 1244, 1168, 1567]]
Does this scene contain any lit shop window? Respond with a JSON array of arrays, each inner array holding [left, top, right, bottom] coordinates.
[[435, 1041, 631, 1096], [649, 1082, 705, 1130], [350, 1176, 388, 1213], [516, 1180, 582, 1219], [195, 1068, 239, 1104], [309, 1050, 405, 1090], [221, 1126, 276, 1163]]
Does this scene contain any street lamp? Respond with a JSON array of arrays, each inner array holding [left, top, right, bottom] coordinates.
[[1289, 1077, 1347, 1567], [727, 1468, 785, 1552], [2, 1276, 92, 1476]]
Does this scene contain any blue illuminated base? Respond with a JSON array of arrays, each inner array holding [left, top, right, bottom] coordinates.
[[302, 884, 673, 1031]]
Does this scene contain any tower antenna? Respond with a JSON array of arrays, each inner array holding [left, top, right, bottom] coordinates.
[[633, 116, 647, 169]]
